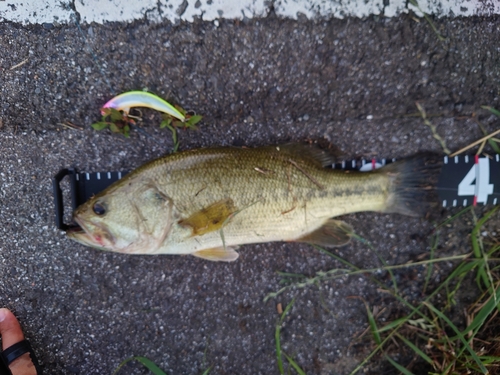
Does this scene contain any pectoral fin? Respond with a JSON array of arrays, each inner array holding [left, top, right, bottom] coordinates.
[[192, 247, 239, 262], [296, 219, 353, 247], [179, 198, 236, 236]]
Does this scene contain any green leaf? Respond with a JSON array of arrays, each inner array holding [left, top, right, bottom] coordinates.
[[160, 118, 172, 129], [123, 124, 130, 138], [91, 122, 109, 131], [109, 123, 119, 133], [173, 120, 184, 128], [186, 115, 203, 127], [199, 367, 211, 375], [172, 128, 178, 145], [113, 356, 168, 375], [110, 108, 124, 121], [165, 123, 174, 132], [101, 108, 112, 117]]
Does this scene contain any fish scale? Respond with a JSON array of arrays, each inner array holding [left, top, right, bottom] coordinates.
[[58, 145, 442, 261], [144, 148, 385, 245]]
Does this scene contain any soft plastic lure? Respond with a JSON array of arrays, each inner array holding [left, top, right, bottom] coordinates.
[[101, 91, 185, 121]]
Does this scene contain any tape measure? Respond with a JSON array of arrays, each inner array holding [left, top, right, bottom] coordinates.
[[53, 154, 500, 230]]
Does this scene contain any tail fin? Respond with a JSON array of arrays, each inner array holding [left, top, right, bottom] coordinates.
[[382, 153, 442, 217]]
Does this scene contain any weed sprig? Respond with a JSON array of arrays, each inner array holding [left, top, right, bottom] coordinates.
[[275, 299, 306, 375], [91, 102, 202, 151], [267, 206, 500, 374]]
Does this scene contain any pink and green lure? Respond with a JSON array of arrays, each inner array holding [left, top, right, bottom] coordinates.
[[101, 91, 185, 121]]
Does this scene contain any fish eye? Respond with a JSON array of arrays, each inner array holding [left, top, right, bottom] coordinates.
[[93, 202, 106, 216]]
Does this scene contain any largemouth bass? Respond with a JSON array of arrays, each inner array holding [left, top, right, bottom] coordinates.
[[67, 144, 440, 261]]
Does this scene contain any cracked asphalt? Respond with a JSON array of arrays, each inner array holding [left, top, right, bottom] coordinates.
[[0, 12, 499, 375]]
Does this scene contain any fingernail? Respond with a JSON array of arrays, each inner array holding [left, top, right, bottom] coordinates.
[[0, 308, 8, 322]]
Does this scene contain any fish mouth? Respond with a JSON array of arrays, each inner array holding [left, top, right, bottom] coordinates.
[[66, 217, 112, 250], [66, 224, 85, 234]]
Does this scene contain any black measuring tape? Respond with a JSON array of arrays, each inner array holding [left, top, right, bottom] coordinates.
[[53, 154, 500, 230], [439, 154, 499, 207]]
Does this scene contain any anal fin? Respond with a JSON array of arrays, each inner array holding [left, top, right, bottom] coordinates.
[[192, 247, 239, 262], [296, 219, 353, 247]]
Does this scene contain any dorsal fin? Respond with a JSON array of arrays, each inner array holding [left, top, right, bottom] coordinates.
[[265, 144, 339, 167]]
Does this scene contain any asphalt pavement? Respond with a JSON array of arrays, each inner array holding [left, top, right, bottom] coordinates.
[[0, 13, 499, 375]]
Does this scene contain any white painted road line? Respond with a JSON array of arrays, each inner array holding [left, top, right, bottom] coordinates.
[[1, 0, 499, 24]]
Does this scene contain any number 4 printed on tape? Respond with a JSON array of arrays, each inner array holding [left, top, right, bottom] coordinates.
[[458, 156, 494, 205]]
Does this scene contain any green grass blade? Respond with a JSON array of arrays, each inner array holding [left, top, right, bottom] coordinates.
[[488, 245, 500, 256], [350, 255, 477, 375], [447, 258, 480, 279], [200, 367, 211, 375], [276, 299, 296, 375], [435, 207, 471, 229], [264, 286, 290, 302], [477, 356, 500, 364], [113, 356, 168, 375], [314, 245, 359, 270], [476, 120, 500, 153], [363, 301, 381, 345], [377, 317, 409, 333], [385, 355, 416, 375], [482, 105, 500, 117], [487, 138, 500, 154], [395, 332, 433, 365], [283, 353, 307, 375], [351, 233, 398, 290], [135, 357, 169, 375], [280, 299, 295, 324], [459, 284, 500, 338], [479, 106, 500, 152], [276, 322, 285, 374], [424, 303, 488, 374], [277, 272, 308, 279], [471, 207, 499, 290], [408, 0, 445, 42], [424, 232, 439, 293]]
